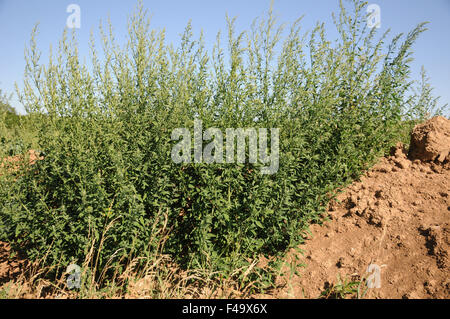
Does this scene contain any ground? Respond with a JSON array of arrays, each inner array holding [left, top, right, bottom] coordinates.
[[259, 116, 450, 299], [262, 144, 449, 299]]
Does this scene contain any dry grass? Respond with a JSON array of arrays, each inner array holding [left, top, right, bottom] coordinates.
[[0, 209, 270, 299]]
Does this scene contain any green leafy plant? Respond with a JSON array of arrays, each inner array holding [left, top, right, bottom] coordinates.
[[319, 274, 362, 299], [0, 0, 443, 291]]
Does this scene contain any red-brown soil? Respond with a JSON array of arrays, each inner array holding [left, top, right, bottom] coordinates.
[[0, 242, 28, 286], [0, 149, 42, 174], [260, 116, 450, 299]]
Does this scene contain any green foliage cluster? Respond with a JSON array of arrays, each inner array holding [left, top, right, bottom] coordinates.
[[0, 89, 35, 158], [0, 0, 442, 285], [0, 89, 15, 115]]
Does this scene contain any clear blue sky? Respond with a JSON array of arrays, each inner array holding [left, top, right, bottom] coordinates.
[[0, 0, 449, 115]]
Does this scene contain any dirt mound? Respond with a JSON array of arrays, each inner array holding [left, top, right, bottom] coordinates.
[[409, 116, 450, 163], [260, 116, 450, 299]]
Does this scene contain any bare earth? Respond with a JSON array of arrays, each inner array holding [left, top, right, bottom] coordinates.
[[262, 116, 450, 299]]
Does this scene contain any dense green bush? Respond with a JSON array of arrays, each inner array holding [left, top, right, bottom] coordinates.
[[0, 0, 442, 283]]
